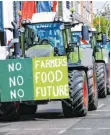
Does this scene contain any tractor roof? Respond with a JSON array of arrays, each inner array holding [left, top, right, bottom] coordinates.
[[31, 12, 70, 24], [31, 12, 57, 23], [71, 24, 97, 33], [71, 23, 83, 32]]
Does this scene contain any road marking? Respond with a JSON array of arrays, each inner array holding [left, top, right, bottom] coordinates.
[[72, 128, 92, 130], [58, 118, 83, 134], [23, 128, 65, 131], [98, 128, 110, 130], [98, 104, 105, 109], [0, 128, 18, 131], [58, 129, 66, 134], [47, 128, 65, 130], [96, 110, 110, 112], [24, 128, 42, 131], [0, 128, 66, 131]]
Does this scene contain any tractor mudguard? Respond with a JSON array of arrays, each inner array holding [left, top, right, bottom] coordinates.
[[68, 63, 88, 72], [95, 60, 105, 64], [68, 64, 89, 86]]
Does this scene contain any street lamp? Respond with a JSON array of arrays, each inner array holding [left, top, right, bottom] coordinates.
[[98, 11, 101, 33], [70, 8, 75, 22]]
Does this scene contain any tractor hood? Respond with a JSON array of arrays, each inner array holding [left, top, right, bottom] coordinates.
[[25, 45, 54, 58]]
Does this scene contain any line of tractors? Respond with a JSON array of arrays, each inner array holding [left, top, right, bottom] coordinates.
[[0, 12, 110, 121]]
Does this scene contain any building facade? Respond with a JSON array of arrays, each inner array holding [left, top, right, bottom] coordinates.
[[61, 1, 93, 27], [100, 1, 110, 20], [0, 1, 94, 45]]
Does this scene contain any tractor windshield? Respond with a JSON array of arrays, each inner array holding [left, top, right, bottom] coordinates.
[[97, 41, 110, 50], [72, 32, 81, 44], [25, 22, 65, 54]]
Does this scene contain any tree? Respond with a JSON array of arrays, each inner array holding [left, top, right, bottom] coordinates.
[[93, 15, 110, 39]]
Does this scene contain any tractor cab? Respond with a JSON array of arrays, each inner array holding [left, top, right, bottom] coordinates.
[[20, 12, 82, 64], [23, 22, 66, 57]]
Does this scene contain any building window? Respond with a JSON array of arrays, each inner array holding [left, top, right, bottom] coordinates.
[[83, 7, 86, 17], [75, 1, 79, 13], [66, 1, 70, 9]]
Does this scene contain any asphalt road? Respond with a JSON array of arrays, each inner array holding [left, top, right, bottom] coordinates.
[[0, 95, 110, 135]]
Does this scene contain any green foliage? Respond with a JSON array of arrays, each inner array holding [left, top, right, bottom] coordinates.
[[93, 15, 110, 39]]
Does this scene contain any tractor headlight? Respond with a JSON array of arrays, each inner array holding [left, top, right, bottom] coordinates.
[[54, 17, 59, 21], [20, 27, 25, 33], [26, 19, 31, 24], [22, 20, 26, 24], [22, 19, 31, 25], [59, 17, 63, 22]]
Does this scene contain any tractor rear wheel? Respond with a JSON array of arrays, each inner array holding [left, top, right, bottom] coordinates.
[[96, 63, 107, 98], [106, 64, 110, 95], [107, 87, 110, 95], [0, 102, 20, 121], [87, 67, 98, 111], [62, 70, 88, 117]]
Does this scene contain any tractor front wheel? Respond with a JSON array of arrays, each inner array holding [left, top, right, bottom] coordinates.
[[62, 70, 88, 117], [88, 67, 98, 111], [0, 102, 20, 121], [96, 63, 107, 98]]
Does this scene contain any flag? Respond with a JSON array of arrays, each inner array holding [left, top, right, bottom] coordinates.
[[21, 1, 36, 20], [37, 1, 51, 12], [52, 1, 57, 12]]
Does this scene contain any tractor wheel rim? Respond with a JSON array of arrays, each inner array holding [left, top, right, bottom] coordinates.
[[83, 80, 87, 108], [104, 70, 107, 95], [93, 72, 97, 97]]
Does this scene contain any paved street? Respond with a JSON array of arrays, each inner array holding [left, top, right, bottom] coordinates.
[[0, 96, 110, 135]]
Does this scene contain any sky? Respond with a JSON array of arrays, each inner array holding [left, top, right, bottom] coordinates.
[[93, 1, 108, 13]]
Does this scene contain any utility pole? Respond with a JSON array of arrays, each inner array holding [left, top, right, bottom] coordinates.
[[99, 11, 101, 33], [97, 10, 101, 39], [104, 3, 110, 39]]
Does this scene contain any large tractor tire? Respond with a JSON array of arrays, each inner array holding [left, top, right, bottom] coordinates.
[[106, 63, 110, 95], [0, 102, 20, 121], [20, 103, 37, 115], [87, 67, 98, 111], [96, 63, 107, 98], [62, 70, 88, 117]]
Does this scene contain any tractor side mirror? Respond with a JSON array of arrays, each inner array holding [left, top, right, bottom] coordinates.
[[82, 25, 89, 40], [0, 31, 7, 46], [102, 34, 107, 45]]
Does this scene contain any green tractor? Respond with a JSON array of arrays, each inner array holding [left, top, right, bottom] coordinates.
[[71, 27, 109, 100], [71, 26, 98, 111], [0, 22, 37, 121], [95, 35, 110, 95], [20, 18, 89, 117], [0, 13, 98, 120], [88, 31, 109, 98]]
